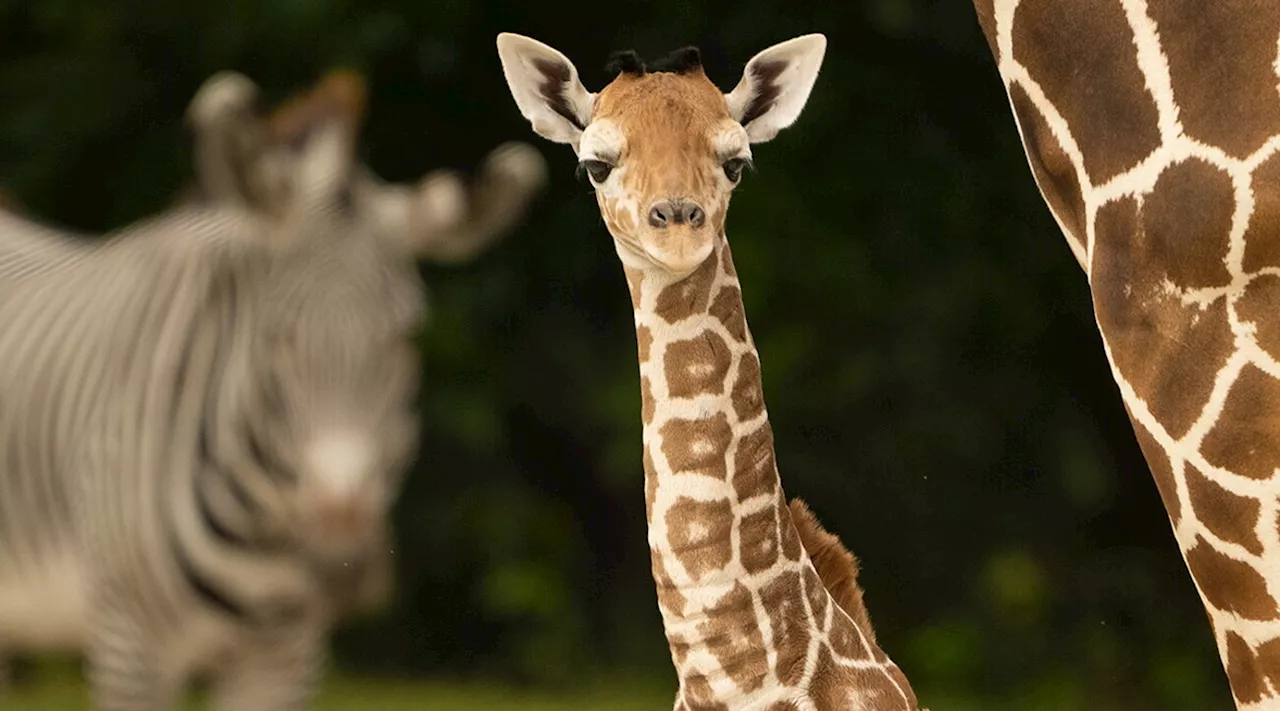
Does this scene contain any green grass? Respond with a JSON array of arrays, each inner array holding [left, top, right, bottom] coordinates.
[[7, 665, 675, 710]]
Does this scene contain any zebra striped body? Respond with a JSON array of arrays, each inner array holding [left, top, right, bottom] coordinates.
[[0, 70, 546, 710], [0, 203, 415, 707]]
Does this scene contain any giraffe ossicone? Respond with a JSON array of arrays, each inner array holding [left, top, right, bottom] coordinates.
[[498, 32, 923, 710]]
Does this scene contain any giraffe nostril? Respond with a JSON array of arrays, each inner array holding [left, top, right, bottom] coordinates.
[[684, 204, 705, 229], [648, 202, 673, 228], [650, 200, 706, 229]]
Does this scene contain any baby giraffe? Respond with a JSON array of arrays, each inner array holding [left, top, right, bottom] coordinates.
[[498, 34, 921, 710]]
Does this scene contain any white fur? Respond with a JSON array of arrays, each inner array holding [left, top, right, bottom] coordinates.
[[0, 555, 86, 650], [186, 72, 259, 131], [712, 120, 752, 162], [496, 33, 596, 147], [305, 431, 374, 498], [295, 123, 353, 208], [578, 119, 626, 164], [415, 171, 468, 232], [724, 34, 828, 143]]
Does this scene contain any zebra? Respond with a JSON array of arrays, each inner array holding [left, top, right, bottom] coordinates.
[[0, 69, 546, 709]]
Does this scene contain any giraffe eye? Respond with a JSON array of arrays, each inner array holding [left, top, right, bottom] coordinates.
[[723, 157, 751, 183], [577, 159, 614, 183]]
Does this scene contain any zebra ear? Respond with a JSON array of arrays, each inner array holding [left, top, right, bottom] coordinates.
[[186, 71, 266, 208], [185, 70, 367, 216], [361, 141, 548, 263], [264, 69, 366, 210]]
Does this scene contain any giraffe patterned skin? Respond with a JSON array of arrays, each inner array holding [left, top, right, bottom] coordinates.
[[974, 1, 1280, 707], [497, 33, 921, 710]]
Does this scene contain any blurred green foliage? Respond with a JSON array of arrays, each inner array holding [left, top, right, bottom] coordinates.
[[9, 660, 675, 710], [0, 0, 1232, 708]]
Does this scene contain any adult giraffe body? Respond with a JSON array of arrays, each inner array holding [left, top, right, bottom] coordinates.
[[497, 33, 921, 710], [974, 1, 1280, 707]]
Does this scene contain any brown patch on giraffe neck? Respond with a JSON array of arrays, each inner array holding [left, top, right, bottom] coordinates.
[[802, 565, 830, 634], [1243, 155, 1280, 272], [654, 244, 720, 323], [760, 569, 811, 686], [687, 583, 770, 697], [641, 376, 656, 425], [1185, 464, 1264, 555], [1148, 1, 1280, 159], [1141, 159, 1234, 289], [733, 423, 779, 501], [1202, 364, 1280, 480], [738, 505, 782, 575], [679, 673, 730, 711], [1226, 631, 1270, 705], [828, 605, 873, 663], [665, 331, 733, 399], [644, 446, 658, 518], [1091, 195, 1234, 438], [709, 284, 748, 344], [1008, 83, 1087, 255], [660, 412, 734, 480], [811, 644, 916, 711], [1184, 537, 1278, 620], [1235, 276, 1280, 363], [651, 546, 688, 618], [1128, 415, 1181, 525], [636, 324, 653, 363], [732, 351, 765, 422], [1253, 637, 1280, 698], [624, 265, 646, 309], [1011, 0, 1161, 184], [665, 496, 735, 581]]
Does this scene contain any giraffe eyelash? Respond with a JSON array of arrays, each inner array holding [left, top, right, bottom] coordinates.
[[577, 159, 614, 184]]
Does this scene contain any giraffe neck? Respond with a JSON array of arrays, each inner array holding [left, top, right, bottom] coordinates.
[[626, 234, 918, 709], [975, 2, 1280, 707]]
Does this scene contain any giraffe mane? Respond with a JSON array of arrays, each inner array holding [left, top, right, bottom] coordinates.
[[604, 46, 703, 78], [788, 498, 878, 645]]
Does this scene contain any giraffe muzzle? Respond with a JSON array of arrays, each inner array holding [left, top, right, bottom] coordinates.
[[648, 198, 706, 229]]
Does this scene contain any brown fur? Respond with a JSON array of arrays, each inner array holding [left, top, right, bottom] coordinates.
[[265, 68, 367, 143], [788, 498, 878, 644]]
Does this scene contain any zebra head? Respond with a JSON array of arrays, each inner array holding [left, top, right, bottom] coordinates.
[[183, 71, 546, 604]]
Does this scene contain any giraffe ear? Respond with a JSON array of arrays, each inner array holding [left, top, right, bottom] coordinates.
[[496, 33, 596, 147], [725, 34, 827, 143]]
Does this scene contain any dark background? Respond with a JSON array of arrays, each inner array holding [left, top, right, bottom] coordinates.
[[0, 0, 1230, 708]]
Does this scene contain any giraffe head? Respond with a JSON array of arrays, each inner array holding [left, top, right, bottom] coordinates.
[[497, 33, 826, 278]]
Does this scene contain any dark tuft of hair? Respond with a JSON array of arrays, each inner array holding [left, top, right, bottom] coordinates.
[[604, 45, 704, 78], [605, 50, 647, 77], [648, 46, 702, 74]]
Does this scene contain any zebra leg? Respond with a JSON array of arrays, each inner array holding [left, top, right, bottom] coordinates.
[[85, 624, 181, 711], [209, 626, 325, 711]]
